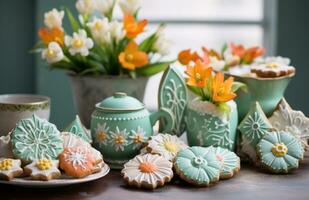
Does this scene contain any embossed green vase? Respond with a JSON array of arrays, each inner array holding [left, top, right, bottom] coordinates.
[[232, 74, 294, 120], [91, 92, 174, 169], [186, 98, 238, 151]]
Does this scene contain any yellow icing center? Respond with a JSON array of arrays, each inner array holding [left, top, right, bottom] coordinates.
[[36, 159, 53, 170], [72, 39, 84, 48], [0, 159, 13, 170], [164, 141, 178, 153], [139, 162, 157, 173], [114, 135, 125, 145], [97, 131, 108, 141], [272, 143, 288, 157], [133, 134, 144, 144], [266, 62, 279, 68]]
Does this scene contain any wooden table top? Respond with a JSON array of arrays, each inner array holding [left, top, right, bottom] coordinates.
[[1, 152, 309, 200]]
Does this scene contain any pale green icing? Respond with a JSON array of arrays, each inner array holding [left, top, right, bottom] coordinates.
[[257, 131, 304, 173], [211, 146, 240, 176], [11, 114, 63, 163], [239, 101, 272, 147], [64, 115, 91, 143], [175, 146, 220, 185]]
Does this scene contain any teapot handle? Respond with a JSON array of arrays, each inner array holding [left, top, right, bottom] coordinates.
[[150, 108, 175, 133]]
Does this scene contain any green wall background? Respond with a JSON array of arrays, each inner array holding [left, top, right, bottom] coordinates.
[[0, 0, 308, 128]]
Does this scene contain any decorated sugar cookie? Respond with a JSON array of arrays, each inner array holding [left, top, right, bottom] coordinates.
[[251, 56, 295, 78], [122, 154, 173, 189], [61, 132, 103, 164], [0, 132, 13, 158], [174, 146, 221, 186], [269, 98, 309, 149], [64, 115, 92, 143], [257, 131, 304, 173], [24, 159, 61, 181], [59, 147, 95, 178], [211, 146, 240, 179], [146, 133, 188, 161], [0, 158, 23, 181], [11, 115, 63, 163], [238, 102, 273, 162]]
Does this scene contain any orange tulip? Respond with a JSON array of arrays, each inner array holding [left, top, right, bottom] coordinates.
[[178, 49, 200, 65], [123, 15, 148, 39], [118, 41, 148, 70], [185, 60, 212, 88], [242, 47, 265, 64], [202, 47, 221, 60], [212, 72, 236, 103], [230, 43, 246, 58], [38, 27, 64, 46]]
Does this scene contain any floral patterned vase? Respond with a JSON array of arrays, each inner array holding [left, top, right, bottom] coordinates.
[[185, 98, 238, 151], [91, 92, 174, 169]]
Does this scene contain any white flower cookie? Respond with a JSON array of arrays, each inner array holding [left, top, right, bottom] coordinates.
[[24, 159, 61, 181], [0, 158, 23, 181], [146, 133, 188, 161], [122, 154, 173, 189]]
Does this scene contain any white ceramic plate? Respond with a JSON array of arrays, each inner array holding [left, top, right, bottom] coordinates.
[[0, 164, 110, 188]]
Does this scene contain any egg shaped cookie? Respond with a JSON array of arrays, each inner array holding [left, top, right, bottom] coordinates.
[[257, 131, 304, 173], [174, 146, 221, 186]]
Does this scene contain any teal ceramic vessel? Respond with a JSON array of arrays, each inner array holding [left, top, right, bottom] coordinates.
[[186, 99, 238, 151], [91, 92, 174, 169], [230, 73, 294, 120]]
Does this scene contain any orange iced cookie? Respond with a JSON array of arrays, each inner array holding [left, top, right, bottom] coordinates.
[[59, 147, 95, 178]]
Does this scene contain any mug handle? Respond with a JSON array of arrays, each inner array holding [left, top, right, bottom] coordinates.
[[150, 107, 175, 133]]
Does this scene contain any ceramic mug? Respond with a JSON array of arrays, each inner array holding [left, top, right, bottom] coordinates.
[[186, 98, 238, 151], [0, 94, 50, 135]]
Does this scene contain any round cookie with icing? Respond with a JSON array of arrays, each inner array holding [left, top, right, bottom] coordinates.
[[210, 146, 240, 179], [146, 133, 188, 161], [122, 153, 173, 189], [24, 159, 61, 181], [174, 146, 221, 186], [251, 56, 295, 78], [59, 147, 96, 178], [11, 115, 63, 163], [0, 158, 23, 181], [257, 131, 304, 173]]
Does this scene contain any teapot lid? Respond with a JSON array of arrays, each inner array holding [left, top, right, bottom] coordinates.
[[96, 92, 144, 111]]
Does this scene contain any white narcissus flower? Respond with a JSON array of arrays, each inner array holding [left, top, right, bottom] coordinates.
[[152, 25, 171, 56], [210, 56, 225, 71], [86, 17, 111, 44], [42, 42, 64, 63], [65, 29, 94, 56], [224, 48, 240, 66], [109, 21, 125, 42], [76, 0, 95, 15], [118, 0, 140, 15], [44, 9, 64, 29], [96, 0, 115, 16]]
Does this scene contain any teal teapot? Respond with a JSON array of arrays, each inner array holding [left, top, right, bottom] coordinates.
[[91, 92, 174, 169]]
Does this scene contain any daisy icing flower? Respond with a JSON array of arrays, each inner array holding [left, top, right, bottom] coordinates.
[[95, 123, 110, 146], [129, 126, 148, 150], [42, 42, 64, 63], [44, 8, 64, 30], [109, 127, 129, 151], [65, 29, 94, 56]]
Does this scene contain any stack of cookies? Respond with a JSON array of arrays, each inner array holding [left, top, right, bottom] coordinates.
[[0, 114, 106, 181], [121, 133, 241, 189]]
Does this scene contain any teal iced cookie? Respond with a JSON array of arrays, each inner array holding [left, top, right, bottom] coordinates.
[[257, 131, 304, 173], [174, 146, 221, 186], [211, 146, 240, 179], [11, 115, 63, 163], [63, 115, 92, 143]]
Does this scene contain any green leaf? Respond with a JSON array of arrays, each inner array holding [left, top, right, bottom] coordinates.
[[221, 42, 228, 59], [231, 81, 248, 93], [187, 85, 203, 97], [50, 61, 75, 70], [29, 41, 46, 53], [66, 8, 79, 32], [136, 61, 172, 76], [139, 33, 157, 53], [217, 102, 231, 114]]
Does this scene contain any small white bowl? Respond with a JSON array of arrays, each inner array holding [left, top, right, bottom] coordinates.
[[0, 94, 50, 135]]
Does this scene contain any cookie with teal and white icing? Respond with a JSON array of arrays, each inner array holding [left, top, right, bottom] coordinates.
[[238, 102, 273, 162], [11, 115, 63, 163], [174, 146, 221, 186], [257, 131, 304, 173], [269, 98, 309, 150], [63, 115, 92, 143], [210, 146, 240, 179]]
